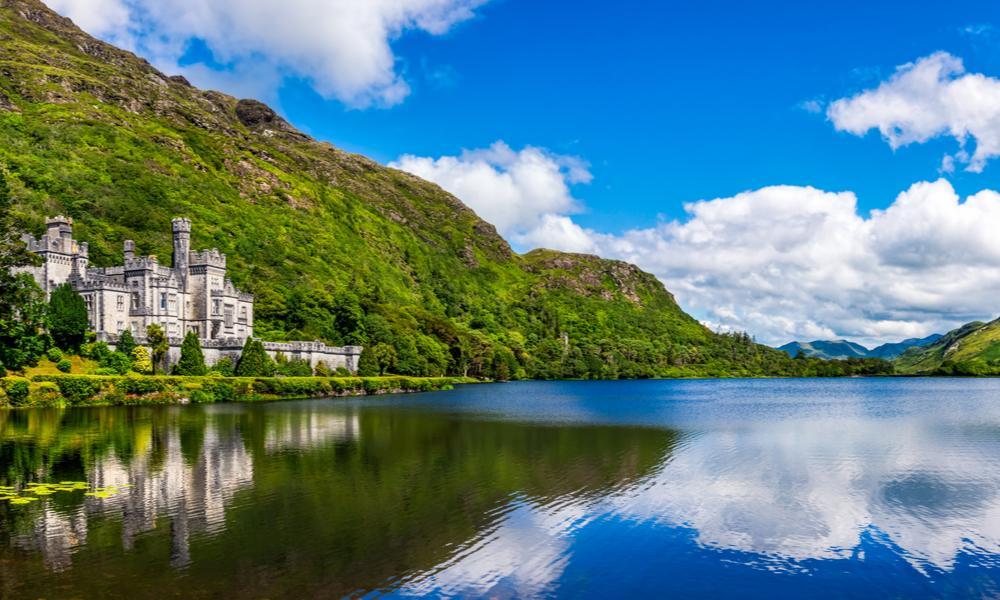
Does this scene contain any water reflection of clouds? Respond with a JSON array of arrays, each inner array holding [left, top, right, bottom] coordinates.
[[399, 417, 1000, 595], [616, 419, 1000, 572]]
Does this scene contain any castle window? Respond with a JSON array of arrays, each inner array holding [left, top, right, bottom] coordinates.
[[239, 306, 247, 323], [224, 306, 234, 328], [117, 296, 125, 311], [131, 292, 140, 310], [213, 299, 221, 315], [83, 294, 93, 313], [117, 321, 124, 332], [160, 293, 167, 309]]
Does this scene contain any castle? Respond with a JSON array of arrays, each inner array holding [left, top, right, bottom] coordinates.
[[20, 216, 361, 372]]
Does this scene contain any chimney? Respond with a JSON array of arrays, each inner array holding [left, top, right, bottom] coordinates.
[[124, 239, 135, 261]]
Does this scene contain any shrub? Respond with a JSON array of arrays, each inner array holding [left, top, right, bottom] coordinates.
[[82, 341, 111, 363], [131, 346, 152, 374], [5, 379, 30, 406], [314, 361, 331, 377], [0, 360, 6, 379], [335, 366, 350, 377], [116, 329, 137, 358], [100, 351, 132, 375], [47, 347, 63, 363], [93, 367, 118, 375], [56, 359, 72, 373], [213, 357, 235, 377]]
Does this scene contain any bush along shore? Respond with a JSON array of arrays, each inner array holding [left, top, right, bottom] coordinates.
[[0, 375, 458, 408]]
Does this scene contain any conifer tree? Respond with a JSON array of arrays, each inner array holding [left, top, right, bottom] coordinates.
[[175, 331, 207, 375], [117, 328, 137, 358], [48, 283, 89, 351], [357, 345, 379, 376], [235, 337, 274, 376]]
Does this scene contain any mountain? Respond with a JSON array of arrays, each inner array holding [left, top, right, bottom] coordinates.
[[779, 334, 942, 361], [0, 0, 881, 380], [778, 340, 870, 360], [868, 334, 943, 360], [894, 320, 1000, 375]]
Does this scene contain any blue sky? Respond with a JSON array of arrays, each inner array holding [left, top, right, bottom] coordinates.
[[270, 0, 1000, 230], [42, 0, 1000, 344]]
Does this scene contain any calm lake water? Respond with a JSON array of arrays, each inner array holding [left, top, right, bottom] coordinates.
[[2, 379, 1000, 598]]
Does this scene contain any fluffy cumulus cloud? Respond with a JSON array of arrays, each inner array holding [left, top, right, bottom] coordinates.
[[390, 142, 594, 251], [593, 180, 1000, 345], [43, 0, 487, 107], [396, 143, 1000, 345], [827, 52, 1000, 172]]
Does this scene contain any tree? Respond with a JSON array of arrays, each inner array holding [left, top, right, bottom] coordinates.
[[146, 323, 169, 374], [100, 351, 132, 375], [357, 346, 379, 376], [175, 331, 207, 375], [48, 283, 89, 351], [117, 328, 137, 358], [235, 337, 274, 376], [131, 346, 152, 374], [371, 343, 398, 375], [0, 273, 48, 370]]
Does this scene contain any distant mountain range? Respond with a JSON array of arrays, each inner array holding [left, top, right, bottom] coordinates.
[[778, 334, 943, 361]]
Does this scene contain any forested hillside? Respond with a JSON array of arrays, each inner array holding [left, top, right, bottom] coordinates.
[[0, 0, 889, 379]]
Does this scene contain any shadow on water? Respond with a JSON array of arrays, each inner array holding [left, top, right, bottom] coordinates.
[[0, 400, 677, 598]]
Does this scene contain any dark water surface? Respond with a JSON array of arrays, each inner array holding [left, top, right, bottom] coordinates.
[[2, 379, 1000, 598]]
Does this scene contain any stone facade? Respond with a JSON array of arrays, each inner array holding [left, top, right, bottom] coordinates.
[[19, 216, 361, 372]]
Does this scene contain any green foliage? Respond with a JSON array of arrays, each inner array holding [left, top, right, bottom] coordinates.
[[55, 358, 71, 373], [175, 331, 207, 375], [99, 351, 132, 375], [146, 324, 168, 374], [313, 361, 332, 377], [0, 273, 48, 371], [275, 354, 313, 377], [82, 341, 111, 362], [212, 357, 235, 377], [235, 338, 275, 377], [4, 378, 29, 406], [15, 374, 454, 406], [46, 347, 62, 362], [47, 283, 89, 351], [116, 328, 137, 358], [131, 346, 152, 374], [357, 346, 378, 377]]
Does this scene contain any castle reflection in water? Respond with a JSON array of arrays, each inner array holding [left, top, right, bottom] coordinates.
[[6, 409, 360, 571]]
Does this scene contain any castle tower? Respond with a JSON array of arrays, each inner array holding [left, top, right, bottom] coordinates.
[[123, 239, 135, 261], [172, 218, 191, 288]]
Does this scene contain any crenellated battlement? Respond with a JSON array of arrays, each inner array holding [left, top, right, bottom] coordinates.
[[190, 248, 226, 268]]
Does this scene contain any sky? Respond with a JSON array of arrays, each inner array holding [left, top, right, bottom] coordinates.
[[42, 0, 1000, 346]]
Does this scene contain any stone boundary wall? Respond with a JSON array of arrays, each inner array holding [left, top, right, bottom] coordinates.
[[95, 334, 362, 373]]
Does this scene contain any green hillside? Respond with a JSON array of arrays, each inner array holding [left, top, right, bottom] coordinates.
[[895, 320, 1000, 375], [0, 0, 888, 379]]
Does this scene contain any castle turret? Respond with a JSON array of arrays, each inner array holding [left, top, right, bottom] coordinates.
[[172, 218, 191, 288], [123, 239, 135, 261], [46, 215, 73, 241]]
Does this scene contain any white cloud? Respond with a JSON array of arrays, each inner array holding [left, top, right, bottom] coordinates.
[[391, 141, 593, 250], [43, 0, 488, 107], [395, 143, 1000, 345], [827, 52, 1000, 172]]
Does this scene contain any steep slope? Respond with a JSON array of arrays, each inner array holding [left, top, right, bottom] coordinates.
[[895, 321, 1000, 375], [0, 0, 863, 379], [778, 340, 869, 360]]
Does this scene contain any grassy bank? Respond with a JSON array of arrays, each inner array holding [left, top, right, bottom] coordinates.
[[0, 375, 456, 408]]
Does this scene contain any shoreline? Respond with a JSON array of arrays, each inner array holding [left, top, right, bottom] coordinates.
[[0, 375, 460, 409]]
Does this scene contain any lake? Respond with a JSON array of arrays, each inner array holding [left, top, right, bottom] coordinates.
[[2, 378, 1000, 598]]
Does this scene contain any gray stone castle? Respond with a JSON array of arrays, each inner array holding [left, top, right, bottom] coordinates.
[[20, 216, 360, 372]]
